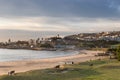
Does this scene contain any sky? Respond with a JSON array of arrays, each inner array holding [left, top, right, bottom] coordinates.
[[0, 0, 120, 41]]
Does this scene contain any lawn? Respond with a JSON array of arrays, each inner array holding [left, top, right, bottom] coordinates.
[[0, 59, 120, 80]]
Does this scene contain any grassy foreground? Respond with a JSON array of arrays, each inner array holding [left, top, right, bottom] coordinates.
[[0, 59, 120, 80]]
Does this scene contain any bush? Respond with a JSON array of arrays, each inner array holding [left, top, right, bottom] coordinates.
[[116, 45, 120, 61], [40, 43, 53, 48]]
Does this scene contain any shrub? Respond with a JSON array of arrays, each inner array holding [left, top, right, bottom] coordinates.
[[116, 45, 120, 61]]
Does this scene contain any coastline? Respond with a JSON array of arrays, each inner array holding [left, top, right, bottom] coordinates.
[[0, 50, 105, 76]]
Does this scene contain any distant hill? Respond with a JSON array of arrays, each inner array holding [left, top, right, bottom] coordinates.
[[64, 31, 120, 42]]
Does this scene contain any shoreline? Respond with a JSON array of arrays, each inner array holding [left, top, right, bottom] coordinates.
[[0, 47, 77, 52], [0, 50, 105, 76]]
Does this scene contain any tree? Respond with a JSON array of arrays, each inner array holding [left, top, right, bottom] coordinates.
[[36, 38, 39, 43], [40, 43, 53, 48], [116, 45, 120, 61], [8, 39, 11, 43]]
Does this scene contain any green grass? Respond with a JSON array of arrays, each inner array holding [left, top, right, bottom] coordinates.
[[1, 59, 120, 80]]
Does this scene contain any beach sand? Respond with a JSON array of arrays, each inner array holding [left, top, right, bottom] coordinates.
[[0, 50, 106, 76]]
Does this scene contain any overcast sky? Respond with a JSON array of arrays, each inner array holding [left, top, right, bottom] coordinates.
[[0, 0, 120, 41]]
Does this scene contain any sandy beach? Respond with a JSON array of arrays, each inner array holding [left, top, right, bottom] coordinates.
[[0, 50, 105, 76]]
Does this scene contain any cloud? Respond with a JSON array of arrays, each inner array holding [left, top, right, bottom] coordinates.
[[107, 0, 120, 13], [0, 17, 120, 33], [0, 0, 119, 18], [0, 17, 73, 32]]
